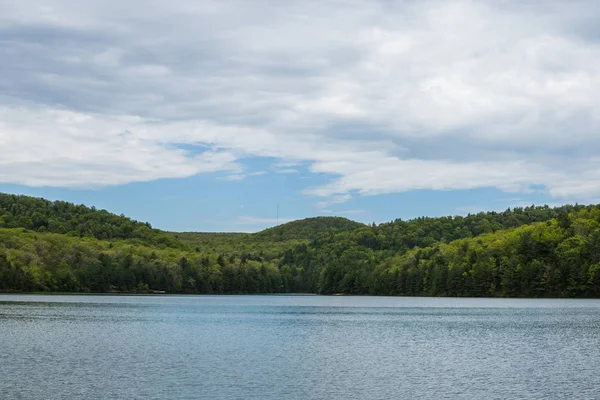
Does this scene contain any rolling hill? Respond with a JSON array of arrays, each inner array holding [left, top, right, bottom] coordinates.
[[1, 192, 599, 297]]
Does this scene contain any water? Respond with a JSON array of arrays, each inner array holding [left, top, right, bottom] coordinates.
[[1, 295, 600, 400]]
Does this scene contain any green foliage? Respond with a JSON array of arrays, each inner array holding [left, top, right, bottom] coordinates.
[[254, 217, 364, 241], [1, 192, 600, 297], [0, 228, 282, 294], [0, 193, 182, 248], [279, 204, 600, 296]]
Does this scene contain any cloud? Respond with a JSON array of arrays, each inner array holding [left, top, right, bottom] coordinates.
[[316, 193, 354, 211], [1, 0, 600, 203], [276, 168, 300, 174], [223, 171, 266, 182], [0, 108, 242, 187]]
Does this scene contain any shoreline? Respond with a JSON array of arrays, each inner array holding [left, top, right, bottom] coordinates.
[[1, 291, 599, 300]]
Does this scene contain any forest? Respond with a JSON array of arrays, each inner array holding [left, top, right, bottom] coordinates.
[[1, 192, 599, 297]]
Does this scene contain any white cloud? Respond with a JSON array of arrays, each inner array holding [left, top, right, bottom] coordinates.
[[223, 171, 266, 182], [0, 108, 242, 187], [276, 168, 300, 174], [316, 193, 354, 212], [1, 0, 600, 203]]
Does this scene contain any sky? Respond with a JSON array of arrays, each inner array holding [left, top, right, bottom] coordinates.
[[1, 0, 600, 232]]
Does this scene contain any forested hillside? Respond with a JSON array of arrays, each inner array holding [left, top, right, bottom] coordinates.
[[1, 193, 599, 297], [254, 217, 364, 241], [310, 208, 600, 297], [0, 193, 181, 248], [170, 216, 362, 257]]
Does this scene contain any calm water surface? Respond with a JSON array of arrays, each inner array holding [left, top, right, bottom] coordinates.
[[1, 295, 600, 399]]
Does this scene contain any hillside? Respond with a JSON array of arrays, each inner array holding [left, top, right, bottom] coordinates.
[[0, 193, 182, 248], [311, 209, 600, 296], [1, 192, 599, 297], [253, 216, 365, 241]]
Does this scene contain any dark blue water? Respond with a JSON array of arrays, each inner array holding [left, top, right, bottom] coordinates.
[[1, 295, 600, 399]]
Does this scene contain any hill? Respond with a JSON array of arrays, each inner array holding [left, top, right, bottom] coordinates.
[[0, 193, 182, 248], [254, 216, 365, 241], [1, 192, 599, 297], [289, 205, 600, 296], [167, 217, 364, 259]]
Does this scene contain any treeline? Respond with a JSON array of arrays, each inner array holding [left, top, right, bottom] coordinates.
[[0, 193, 181, 248], [315, 215, 600, 297], [278, 204, 600, 296], [0, 229, 291, 293], [254, 216, 364, 241], [1, 192, 599, 297]]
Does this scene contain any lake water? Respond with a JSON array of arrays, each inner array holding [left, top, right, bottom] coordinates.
[[1, 295, 600, 400]]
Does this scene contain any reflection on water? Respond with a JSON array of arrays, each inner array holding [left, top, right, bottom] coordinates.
[[1, 295, 600, 400]]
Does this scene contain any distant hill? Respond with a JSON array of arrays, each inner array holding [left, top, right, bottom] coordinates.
[[169, 217, 365, 257], [1, 191, 599, 298], [254, 216, 365, 241], [0, 193, 182, 248], [0, 193, 364, 246]]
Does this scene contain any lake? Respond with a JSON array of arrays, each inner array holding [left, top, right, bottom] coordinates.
[[1, 295, 599, 399]]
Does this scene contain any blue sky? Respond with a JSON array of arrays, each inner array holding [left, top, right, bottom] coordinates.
[[1, 0, 600, 232]]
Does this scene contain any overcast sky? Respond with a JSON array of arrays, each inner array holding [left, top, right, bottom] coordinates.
[[1, 0, 599, 231]]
